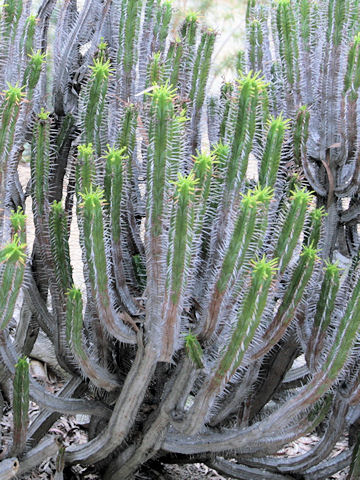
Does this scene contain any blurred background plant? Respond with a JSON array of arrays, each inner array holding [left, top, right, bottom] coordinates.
[[172, 0, 249, 83]]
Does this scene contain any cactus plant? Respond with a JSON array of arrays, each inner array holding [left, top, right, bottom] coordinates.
[[0, 0, 360, 479], [11, 357, 29, 457]]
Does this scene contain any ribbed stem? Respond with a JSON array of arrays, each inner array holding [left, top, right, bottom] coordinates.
[[183, 257, 277, 434], [49, 201, 73, 293], [81, 58, 112, 155], [66, 287, 120, 391], [119, 0, 142, 101], [12, 357, 29, 456], [253, 244, 318, 360], [201, 187, 273, 341], [179, 12, 199, 97], [79, 188, 136, 344], [276, 0, 299, 89], [0, 234, 26, 330], [259, 114, 289, 188], [161, 172, 197, 361], [226, 72, 266, 191], [274, 187, 313, 275], [307, 261, 340, 370], [292, 105, 309, 166], [31, 109, 51, 218], [0, 84, 24, 217], [248, 19, 263, 73], [23, 50, 46, 99]]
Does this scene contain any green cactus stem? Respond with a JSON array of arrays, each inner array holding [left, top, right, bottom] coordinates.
[[103, 146, 138, 313], [218, 82, 234, 142], [79, 187, 136, 344], [31, 109, 51, 218], [275, 0, 299, 90], [0, 83, 25, 197], [137, 0, 157, 92], [81, 58, 112, 155], [348, 0, 360, 37], [0, 0, 23, 78], [66, 288, 120, 391], [10, 207, 26, 243], [201, 186, 273, 341], [327, 0, 346, 47], [2, 0, 22, 40], [11, 357, 29, 456], [248, 19, 263, 73], [259, 114, 289, 188], [185, 331, 204, 369], [147, 53, 165, 88], [205, 142, 229, 226], [104, 146, 126, 245], [236, 49, 246, 74], [184, 257, 277, 434], [226, 72, 266, 191], [118, 105, 137, 155], [179, 12, 199, 96], [216, 257, 277, 381], [20, 14, 37, 61], [274, 186, 313, 275], [190, 28, 216, 110], [122, 0, 142, 76], [145, 84, 179, 341], [192, 152, 214, 233], [323, 269, 360, 380], [246, 0, 256, 23], [153, 1, 172, 53], [161, 172, 197, 361], [76, 143, 96, 194], [344, 33, 360, 98], [119, 0, 142, 101], [165, 111, 187, 187], [189, 27, 216, 154], [23, 50, 46, 99], [49, 201, 73, 294], [0, 234, 26, 330], [292, 105, 310, 166], [166, 40, 183, 88], [253, 244, 318, 360], [304, 206, 327, 247], [307, 261, 340, 370], [146, 83, 176, 237], [298, 0, 311, 52]]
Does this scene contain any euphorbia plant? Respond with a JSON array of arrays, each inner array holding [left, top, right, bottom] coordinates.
[[0, 1, 360, 479]]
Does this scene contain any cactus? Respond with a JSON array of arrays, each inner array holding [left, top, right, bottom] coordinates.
[[0, 1, 360, 479], [11, 357, 29, 457], [0, 209, 26, 330]]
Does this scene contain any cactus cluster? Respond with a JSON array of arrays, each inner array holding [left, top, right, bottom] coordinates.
[[0, 0, 360, 478]]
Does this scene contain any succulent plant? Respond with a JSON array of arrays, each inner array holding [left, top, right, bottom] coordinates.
[[0, 0, 360, 479]]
